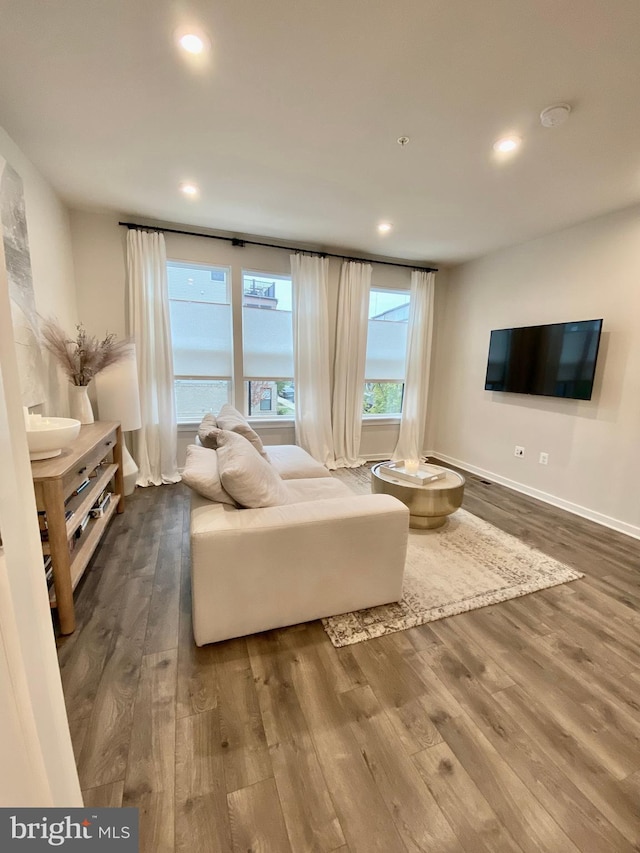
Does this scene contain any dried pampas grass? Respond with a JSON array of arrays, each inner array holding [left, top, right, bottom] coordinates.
[[41, 319, 130, 386]]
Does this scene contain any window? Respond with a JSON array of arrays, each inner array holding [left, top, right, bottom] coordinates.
[[259, 388, 272, 411], [167, 263, 295, 422], [167, 262, 409, 423], [242, 272, 295, 418], [167, 262, 232, 423], [363, 289, 410, 415]]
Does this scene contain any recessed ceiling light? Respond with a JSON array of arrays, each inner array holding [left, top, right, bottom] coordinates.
[[175, 26, 211, 56], [180, 182, 199, 197], [377, 222, 392, 233], [493, 136, 521, 153], [179, 33, 205, 54]]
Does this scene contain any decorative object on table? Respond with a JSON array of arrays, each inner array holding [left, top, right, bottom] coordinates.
[[89, 490, 112, 518], [323, 508, 584, 647], [378, 461, 447, 485], [94, 344, 142, 495], [40, 319, 130, 424], [68, 384, 94, 424], [23, 408, 81, 460]]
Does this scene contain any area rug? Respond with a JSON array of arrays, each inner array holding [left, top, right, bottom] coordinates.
[[322, 508, 584, 647]]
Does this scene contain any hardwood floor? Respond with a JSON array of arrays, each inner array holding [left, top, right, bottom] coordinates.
[[56, 463, 640, 852]]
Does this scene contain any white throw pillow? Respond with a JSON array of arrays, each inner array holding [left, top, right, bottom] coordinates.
[[217, 403, 268, 458], [197, 413, 221, 449], [182, 444, 237, 506], [216, 430, 286, 508]]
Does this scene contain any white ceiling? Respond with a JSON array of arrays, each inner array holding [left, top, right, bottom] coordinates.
[[1, 0, 639, 263]]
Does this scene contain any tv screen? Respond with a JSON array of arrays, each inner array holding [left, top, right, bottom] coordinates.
[[485, 319, 603, 400]]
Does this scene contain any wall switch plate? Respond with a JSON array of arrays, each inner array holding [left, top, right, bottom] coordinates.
[[539, 452, 549, 465], [514, 446, 525, 457]]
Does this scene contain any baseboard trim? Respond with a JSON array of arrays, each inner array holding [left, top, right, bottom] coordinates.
[[433, 451, 640, 541], [364, 450, 439, 463]]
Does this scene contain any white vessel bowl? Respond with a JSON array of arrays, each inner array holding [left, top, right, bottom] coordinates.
[[27, 417, 81, 460]]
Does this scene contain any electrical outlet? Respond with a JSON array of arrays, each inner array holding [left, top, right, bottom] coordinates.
[[514, 446, 525, 458], [539, 452, 549, 465]]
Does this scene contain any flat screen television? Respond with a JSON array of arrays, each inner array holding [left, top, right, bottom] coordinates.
[[484, 319, 603, 400]]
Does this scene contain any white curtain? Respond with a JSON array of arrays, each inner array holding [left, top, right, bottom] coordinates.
[[291, 254, 334, 466], [127, 229, 180, 486], [393, 270, 436, 462], [0, 261, 83, 805], [331, 261, 371, 467]]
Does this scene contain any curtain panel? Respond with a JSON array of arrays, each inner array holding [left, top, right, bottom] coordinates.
[[127, 229, 180, 486], [331, 260, 372, 467], [393, 270, 436, 462], [291, 254, 334, 466]]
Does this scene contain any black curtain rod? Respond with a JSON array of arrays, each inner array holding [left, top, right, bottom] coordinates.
[[118, 221, 438, 273]]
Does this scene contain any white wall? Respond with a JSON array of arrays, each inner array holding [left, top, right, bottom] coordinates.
[[431, 204, 640, 536], [71, 208, 128, 339], [0, 126, 78, 415], [70, 210, 418, 463]]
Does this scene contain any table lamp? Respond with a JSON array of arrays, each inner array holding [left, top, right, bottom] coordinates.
[[95, 344, 142, 496]]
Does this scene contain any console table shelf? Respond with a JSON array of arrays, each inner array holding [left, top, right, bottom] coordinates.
[[49, 493, 121, 607], [31, 421, 125, 634]]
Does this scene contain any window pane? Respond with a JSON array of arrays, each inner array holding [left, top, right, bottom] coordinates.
[[242, 273, 294, 378], [365, 289, 410, 381], [246, 381, 295, 418], [168, 263, 232, 377], [174, 379, 230, 423], [362, 382, 404, 415], [168, 262, 228, 303], [169, 301, 233, 376]]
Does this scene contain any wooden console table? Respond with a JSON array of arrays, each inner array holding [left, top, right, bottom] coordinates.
[[31, 421, 125, 634]]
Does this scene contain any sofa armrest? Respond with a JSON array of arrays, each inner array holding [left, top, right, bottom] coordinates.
[[190, 494, 409, 645]]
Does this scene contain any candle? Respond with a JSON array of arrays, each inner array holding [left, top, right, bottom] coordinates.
[[405, 459, 420, 474]]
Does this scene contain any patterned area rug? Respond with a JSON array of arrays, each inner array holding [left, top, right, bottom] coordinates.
[[322, 508, 584, 647]]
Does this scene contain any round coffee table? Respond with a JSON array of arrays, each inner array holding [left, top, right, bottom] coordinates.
[[371, 462, 465, 529]]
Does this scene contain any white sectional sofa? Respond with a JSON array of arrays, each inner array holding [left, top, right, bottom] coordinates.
[[183, 407, 409, 646]]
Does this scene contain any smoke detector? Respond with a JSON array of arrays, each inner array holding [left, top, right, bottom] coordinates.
[[540, 104, 571, 128]]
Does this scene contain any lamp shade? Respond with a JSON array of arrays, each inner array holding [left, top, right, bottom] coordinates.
[[95, 344, 142, 432]]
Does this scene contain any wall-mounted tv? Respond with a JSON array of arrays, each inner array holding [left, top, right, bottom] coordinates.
[[484, 319, 603, 400]]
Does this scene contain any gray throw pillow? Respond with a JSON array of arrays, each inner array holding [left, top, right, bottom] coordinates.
[[216, 430, 286, 508]]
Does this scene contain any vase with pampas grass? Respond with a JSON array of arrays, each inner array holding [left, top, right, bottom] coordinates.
[[41, 320, 130, 424]]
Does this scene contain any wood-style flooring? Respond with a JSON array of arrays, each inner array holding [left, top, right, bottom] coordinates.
[[57, 462, 640, 852]]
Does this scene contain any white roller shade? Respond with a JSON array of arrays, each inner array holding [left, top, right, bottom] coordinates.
[[243, 306, 293, 378], [169, 300, 232, 377], [365, 318, 408, 380]]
